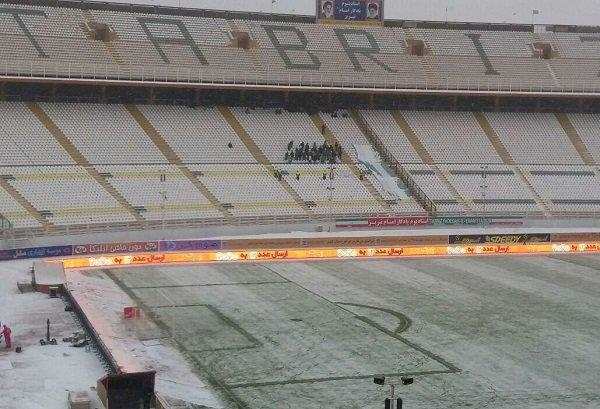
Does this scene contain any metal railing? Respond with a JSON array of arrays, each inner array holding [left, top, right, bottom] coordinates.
[[3, 57, 600, 95], [0, 211, 414, 241], [1, 161, 599, 242], [4, 210, 600, 246], [348, 109, 436, 215]]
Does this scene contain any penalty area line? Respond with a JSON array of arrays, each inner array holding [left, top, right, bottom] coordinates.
[[226, 369, 458, 389]]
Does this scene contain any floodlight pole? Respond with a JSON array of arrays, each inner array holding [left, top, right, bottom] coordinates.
[[160, 173, 166, 240], [375, 376, 411, 408], [327, 163, 335, 231]]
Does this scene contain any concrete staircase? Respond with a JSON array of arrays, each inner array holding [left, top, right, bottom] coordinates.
[[218, 106, 313, 215], [0, 177, 50, 227], [473, 111, 553, 216], [125, 105, 232, 219], [309, 113, 391, 211], [27, 102, 144, 222], [391, 111, 474, 212], [349, 109, 435, 215], [555, 113, 597, 166]]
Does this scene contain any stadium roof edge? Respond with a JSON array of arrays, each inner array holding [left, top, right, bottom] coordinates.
[[0, 0, 315, 23], [3, 0, 600, 34]]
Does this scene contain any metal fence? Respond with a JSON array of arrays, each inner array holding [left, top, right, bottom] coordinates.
[[1, 162, 599, 242], [4, 58, 600, 95]]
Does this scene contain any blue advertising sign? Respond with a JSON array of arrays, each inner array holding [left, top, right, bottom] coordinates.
[[0, 245, 73, 261], [72, 241, 159, 255]]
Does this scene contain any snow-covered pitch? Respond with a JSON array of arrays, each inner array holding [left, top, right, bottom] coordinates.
[[98, 254, 600, 408]]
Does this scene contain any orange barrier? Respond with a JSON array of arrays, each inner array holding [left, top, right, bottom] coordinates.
[[61, 241, 600, 270]]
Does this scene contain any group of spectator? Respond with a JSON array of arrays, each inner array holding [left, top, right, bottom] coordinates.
[[284, 141, 342, 164]]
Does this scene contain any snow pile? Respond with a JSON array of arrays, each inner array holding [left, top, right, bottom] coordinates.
[[65, 269, 225, 408], [0, 260, 106, 409]]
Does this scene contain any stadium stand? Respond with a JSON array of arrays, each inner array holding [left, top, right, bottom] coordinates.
[[2, 2, 600, 92], [0, 102, 74, 165], [6, 165, 133, 226], [523, 165, 600, 213], [280, 163, 387, 215], [95, 164, 223, 220], [2, 97, 600, 230], [399, 111, 502, 164], [0, 186, 41, 228], [566, 113, 600, 163], [402, 164, 469, 214], [42, 103, 166, 164], [140, 105, 255, 164], [358, 110, 422, 164], [2, 0, 600, 235], [485, 112, 584, 164], [442, 164, 539, 213], [188, 164, 307, 217]]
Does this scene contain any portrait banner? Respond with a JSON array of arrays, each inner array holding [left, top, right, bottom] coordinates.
[[317, 0, 384, 23]]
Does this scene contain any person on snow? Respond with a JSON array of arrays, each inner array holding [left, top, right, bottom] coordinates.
[[1, 324, 11, 349]]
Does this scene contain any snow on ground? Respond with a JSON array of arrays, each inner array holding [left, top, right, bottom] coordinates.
[[65, 268, 226, 409], [89, 255, 600, 408], [0, 260, 106, 409], [12, 251, 600, 408]]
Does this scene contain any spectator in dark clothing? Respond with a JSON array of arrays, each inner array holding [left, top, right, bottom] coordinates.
[[284, 140, 342, 164]]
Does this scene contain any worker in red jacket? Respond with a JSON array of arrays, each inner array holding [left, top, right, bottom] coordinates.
[[1, 325, 11, 349]]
